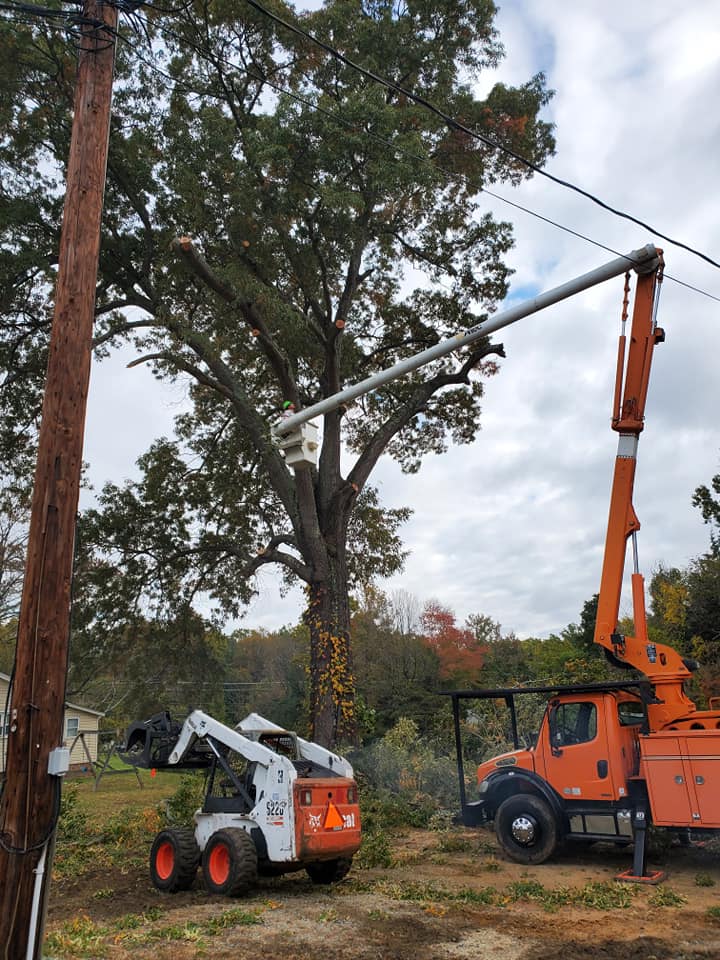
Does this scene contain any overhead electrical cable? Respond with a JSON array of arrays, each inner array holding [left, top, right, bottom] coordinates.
[[7, 4, 714, 301], [0, 0, 145, 46], [238, 0, 720, 273], [139, 20, 720, 304]]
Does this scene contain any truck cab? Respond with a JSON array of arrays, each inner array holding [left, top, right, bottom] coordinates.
[[448, 682, 649, 865], [536, 691, 642, 803]]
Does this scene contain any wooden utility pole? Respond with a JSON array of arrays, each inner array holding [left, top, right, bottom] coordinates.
[[0, 2, 117, 956]]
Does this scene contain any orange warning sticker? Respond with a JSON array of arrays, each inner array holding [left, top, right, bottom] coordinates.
[[323, 802, 344, 830]]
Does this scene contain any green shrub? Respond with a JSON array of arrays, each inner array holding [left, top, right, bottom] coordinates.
[[351, 718, 460, 822], [351, 717, 458, 809], [648, 886, 687, 907], [360, 787, 437, 830], [57, 783, 89, 842], [695, 873, 715, 887], [160, 772, 206, 826], [103, 805, 160, 853], [427, 810, 456, 831], [435, 829, 475, 854], [44, 915, 109, 958], [356, 828, 394, 869]]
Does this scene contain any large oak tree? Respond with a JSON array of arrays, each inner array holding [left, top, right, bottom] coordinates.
[[0, 0, 553, 745]]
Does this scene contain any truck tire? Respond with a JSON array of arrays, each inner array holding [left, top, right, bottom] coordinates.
[[495, 794, 559, 865], [150, 828, 200, 892], [202, 827, 258, 896], [305, 857, 353, 885]]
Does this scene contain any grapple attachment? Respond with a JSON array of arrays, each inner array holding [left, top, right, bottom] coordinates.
[[119, 711, 213, 769]]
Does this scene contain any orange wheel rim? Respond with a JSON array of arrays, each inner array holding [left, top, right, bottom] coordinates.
[[208, 843, 230, 884], [155, 841, 174, 880]]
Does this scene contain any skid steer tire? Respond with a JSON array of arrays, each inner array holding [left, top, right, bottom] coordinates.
[[305, 857, 353, 885], [202, 827, 258, 897], [495, 794, 559, 865], [150, 828, 200, 893]]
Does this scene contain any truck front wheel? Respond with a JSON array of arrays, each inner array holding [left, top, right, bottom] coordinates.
[[495, 795, 559, 865]]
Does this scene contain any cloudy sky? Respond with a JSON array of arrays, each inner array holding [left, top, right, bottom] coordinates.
[[82, 0, 720, 639]]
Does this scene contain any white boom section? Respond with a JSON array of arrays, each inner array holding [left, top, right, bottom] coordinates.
[[274, 244, 661, 439]]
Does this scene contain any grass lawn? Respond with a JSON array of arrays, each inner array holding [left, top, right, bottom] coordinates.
[[66, 768, 198, 830], [52, 767, 207, 886]]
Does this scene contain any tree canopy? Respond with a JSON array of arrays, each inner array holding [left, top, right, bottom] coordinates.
[[0, 0, 554, 744]]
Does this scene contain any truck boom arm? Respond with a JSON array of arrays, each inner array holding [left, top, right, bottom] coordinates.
[[592, 256, 697, 728], [273, 245, 661, 441]]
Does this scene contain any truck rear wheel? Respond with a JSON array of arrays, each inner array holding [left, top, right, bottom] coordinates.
[[150, 828, 200, 892], [305, 857, 352, 885], [202, 827, 258, 896], [495, 795, 559, 865]]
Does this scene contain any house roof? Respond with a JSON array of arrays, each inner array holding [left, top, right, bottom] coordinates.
[[0, 671, 104, 717]]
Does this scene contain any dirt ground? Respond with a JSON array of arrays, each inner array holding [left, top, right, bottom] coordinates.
[[45, 827, 720, 960]]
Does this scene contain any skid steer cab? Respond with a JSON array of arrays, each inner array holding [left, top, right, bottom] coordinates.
[[120, 710, 361, 896]]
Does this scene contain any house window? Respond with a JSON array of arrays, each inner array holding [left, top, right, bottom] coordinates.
[[0, 713, 8, 736], [65, 716, 80, 742]]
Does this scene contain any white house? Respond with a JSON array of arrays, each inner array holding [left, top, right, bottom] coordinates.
[[0, 671, 104, 772]]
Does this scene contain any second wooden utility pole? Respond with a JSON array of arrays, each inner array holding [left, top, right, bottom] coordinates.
[[0, 2, 118, 956]]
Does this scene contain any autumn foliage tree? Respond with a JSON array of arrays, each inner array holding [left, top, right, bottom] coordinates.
[[420, 600, 486, 682], [644, 466, 720, 702], [350, 587, 440, 736]]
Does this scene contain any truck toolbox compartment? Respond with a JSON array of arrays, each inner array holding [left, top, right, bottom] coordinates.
[[640, 731, 720, 828]]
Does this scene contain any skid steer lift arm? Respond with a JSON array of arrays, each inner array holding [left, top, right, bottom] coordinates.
[[120, 710, 278, 771], [121, 709, 354, 778]]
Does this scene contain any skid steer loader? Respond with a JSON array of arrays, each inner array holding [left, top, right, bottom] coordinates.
[[121, 709, 361, 896]]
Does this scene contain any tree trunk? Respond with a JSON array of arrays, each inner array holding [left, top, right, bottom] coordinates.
[[305, 554, 356, 748]]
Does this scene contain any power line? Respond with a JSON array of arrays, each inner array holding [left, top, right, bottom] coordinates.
[[0, 0, 144, 44], [138, 21, 720, 304], [7, 4, 716, 302], [476, 188, 720, 304], [238, 0, 720, 273], [659, 273, 720, 304]]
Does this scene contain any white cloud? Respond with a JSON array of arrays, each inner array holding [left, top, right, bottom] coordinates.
[[81, 344, 190, 499]]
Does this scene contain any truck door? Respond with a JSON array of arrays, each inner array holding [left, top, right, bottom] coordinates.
[[539, 698, 616, 802]]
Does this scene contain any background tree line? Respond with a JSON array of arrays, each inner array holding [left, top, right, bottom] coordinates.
[[1, 465, 718, 763]]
